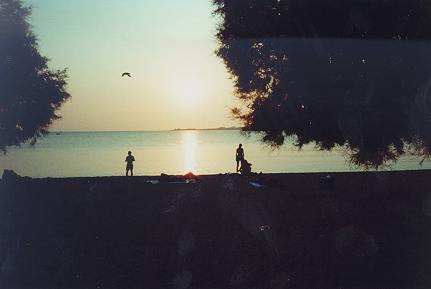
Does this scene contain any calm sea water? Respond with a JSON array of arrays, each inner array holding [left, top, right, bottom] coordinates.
[[1, 130, 430, 178]]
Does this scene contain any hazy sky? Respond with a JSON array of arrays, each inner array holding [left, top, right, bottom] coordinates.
[[24, 0, 238, 131]]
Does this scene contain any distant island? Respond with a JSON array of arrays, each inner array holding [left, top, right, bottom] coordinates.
[[172, 126, 241, 131]]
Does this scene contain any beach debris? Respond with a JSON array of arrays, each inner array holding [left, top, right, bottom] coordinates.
[[250, 181, 265, 188], [146, 180, 160, 185], [320, 174, 335, 189], [184, 171, 197, 180], [160, 173, 181, 182], [171, 270, 192, 289], [336, 225, 379, 257], [121, 72, 131, 77], [259, 225, 271, 232], [177, 230, 196, 256], [160, 173, 198, 184]]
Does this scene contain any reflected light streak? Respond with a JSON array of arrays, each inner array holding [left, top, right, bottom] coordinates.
[[181, 131, 198, 173]]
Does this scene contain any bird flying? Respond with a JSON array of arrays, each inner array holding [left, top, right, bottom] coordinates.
[[122, 72, 131, 77]]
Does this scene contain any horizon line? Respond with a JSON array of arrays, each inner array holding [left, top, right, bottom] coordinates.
[[49, 127, 242, 133]]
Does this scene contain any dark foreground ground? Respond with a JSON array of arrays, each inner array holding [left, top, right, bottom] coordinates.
[[0, 171, 431, 289]]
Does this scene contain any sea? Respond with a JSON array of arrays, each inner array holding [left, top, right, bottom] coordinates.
[[1, 130, 430, 178]]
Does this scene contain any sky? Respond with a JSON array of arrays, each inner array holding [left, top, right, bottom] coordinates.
[[24, 0, 238, 131]]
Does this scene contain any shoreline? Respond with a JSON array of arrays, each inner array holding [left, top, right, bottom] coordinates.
[[2, 168, 430, 181]]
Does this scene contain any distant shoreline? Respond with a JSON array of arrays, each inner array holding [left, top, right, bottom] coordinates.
[[49, 127, 242, 133], [172, 126, 241, 131]]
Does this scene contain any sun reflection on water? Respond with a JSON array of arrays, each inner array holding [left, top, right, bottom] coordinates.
[[181, 131, 198, 174]]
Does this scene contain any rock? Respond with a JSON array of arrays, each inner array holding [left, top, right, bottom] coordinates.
[[1, 170, 21, 182], [336, 225, 379, 257]]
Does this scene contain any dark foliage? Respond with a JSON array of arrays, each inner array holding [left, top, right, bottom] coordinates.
[[213, 0, 431, 168], [0, 0, 70, 152]]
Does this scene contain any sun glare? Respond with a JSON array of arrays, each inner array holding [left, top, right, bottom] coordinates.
[[181, 130, 198, 173]]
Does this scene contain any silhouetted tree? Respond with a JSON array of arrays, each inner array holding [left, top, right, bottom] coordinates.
[[214, 0, 431, 167], [0, 0, 70, 152]]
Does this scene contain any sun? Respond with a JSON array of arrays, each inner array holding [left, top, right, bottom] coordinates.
[[170, 75, 204, 108], [177, 84, 198, 104]]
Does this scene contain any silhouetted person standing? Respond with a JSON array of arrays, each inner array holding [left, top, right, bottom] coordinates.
[[125, 151, 135, 176], [236, 144, 244, 172]]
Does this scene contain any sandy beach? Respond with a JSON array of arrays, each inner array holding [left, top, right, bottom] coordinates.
[[0, 170, 430, 289]]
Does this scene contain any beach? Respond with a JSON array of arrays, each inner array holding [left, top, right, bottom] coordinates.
[[1, 170, 430, 289]]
